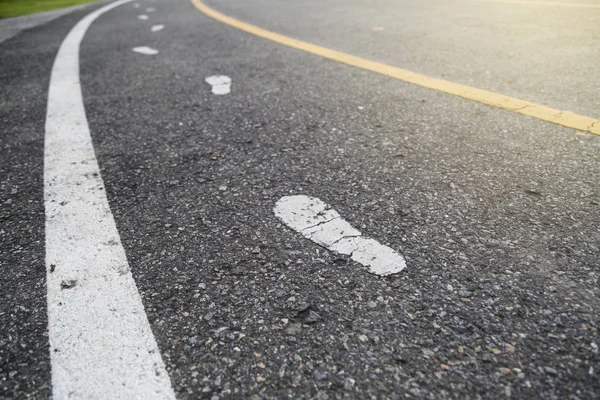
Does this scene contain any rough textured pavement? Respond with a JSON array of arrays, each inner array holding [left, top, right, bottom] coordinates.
[[0, 0, 598, 398]]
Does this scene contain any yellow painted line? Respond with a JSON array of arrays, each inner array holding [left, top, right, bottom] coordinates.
[[190, 0, 600, 136], [475, 0, 600, 9]]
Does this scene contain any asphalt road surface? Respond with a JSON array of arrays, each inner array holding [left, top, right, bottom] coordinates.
[[1, 0, 599, 399]]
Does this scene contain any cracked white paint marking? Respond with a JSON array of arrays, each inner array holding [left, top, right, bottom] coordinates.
[[137, 14, 148, 20], [205, 75, 231, 95], [132, 46, 159, 55], [151, 24, 164, 32], [44, 0, 175, 398], [274, 195, 406, 276]]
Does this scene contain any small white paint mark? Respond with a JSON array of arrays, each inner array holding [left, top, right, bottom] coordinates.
[[133, 2, 140, 7], [137, 14, 148, 20], [274, 195, 406, 276], [133, 46, 159, 55], [151, 24, 164, 32], [205, 75, 231, 95], [372, 26, 385, 31], [146, 7, 155, 12], [44, 0, 175, 398]]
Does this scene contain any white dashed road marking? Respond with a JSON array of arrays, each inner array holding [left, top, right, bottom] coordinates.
[[151, 24, 165, 32], [137, 14, 148, 20], [133, 46, 159, 55], [205, 75, 232, 94], [146, 7, 156, 12], [274, 195, 406, 276], [44, 0, 175, 398]]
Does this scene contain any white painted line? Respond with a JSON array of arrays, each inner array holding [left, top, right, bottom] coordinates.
[[274, 195, 406, 276], [137, 14, 148, 20], [133, 46, 159, 55], [146, 7, 156, 12], [151, 24, 164, 32], [205, 75, 232, 95], [44, 1, 175, 399], [133, 2, 140, 7]]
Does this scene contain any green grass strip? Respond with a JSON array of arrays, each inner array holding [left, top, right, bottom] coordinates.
[[0, 0, 99, 18]]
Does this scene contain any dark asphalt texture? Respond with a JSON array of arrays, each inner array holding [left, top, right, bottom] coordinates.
[[1, 0, 599, 398]]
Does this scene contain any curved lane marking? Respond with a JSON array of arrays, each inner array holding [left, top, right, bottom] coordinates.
[[274, 195, 406, 276], [190, 0, 600, 136], [44, 0, 176, 398]]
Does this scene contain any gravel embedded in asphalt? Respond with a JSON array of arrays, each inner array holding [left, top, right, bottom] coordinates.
[[0, 0, 598, 398]]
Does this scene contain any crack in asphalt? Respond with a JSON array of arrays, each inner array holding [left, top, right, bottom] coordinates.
[[347, 238, 362, 258], [299, 215, 340, 232], [509, 104, 532, 112], [329, 234, 362, 247]]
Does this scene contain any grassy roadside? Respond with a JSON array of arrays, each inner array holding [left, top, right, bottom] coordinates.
[[0, 0, 99, 18]]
